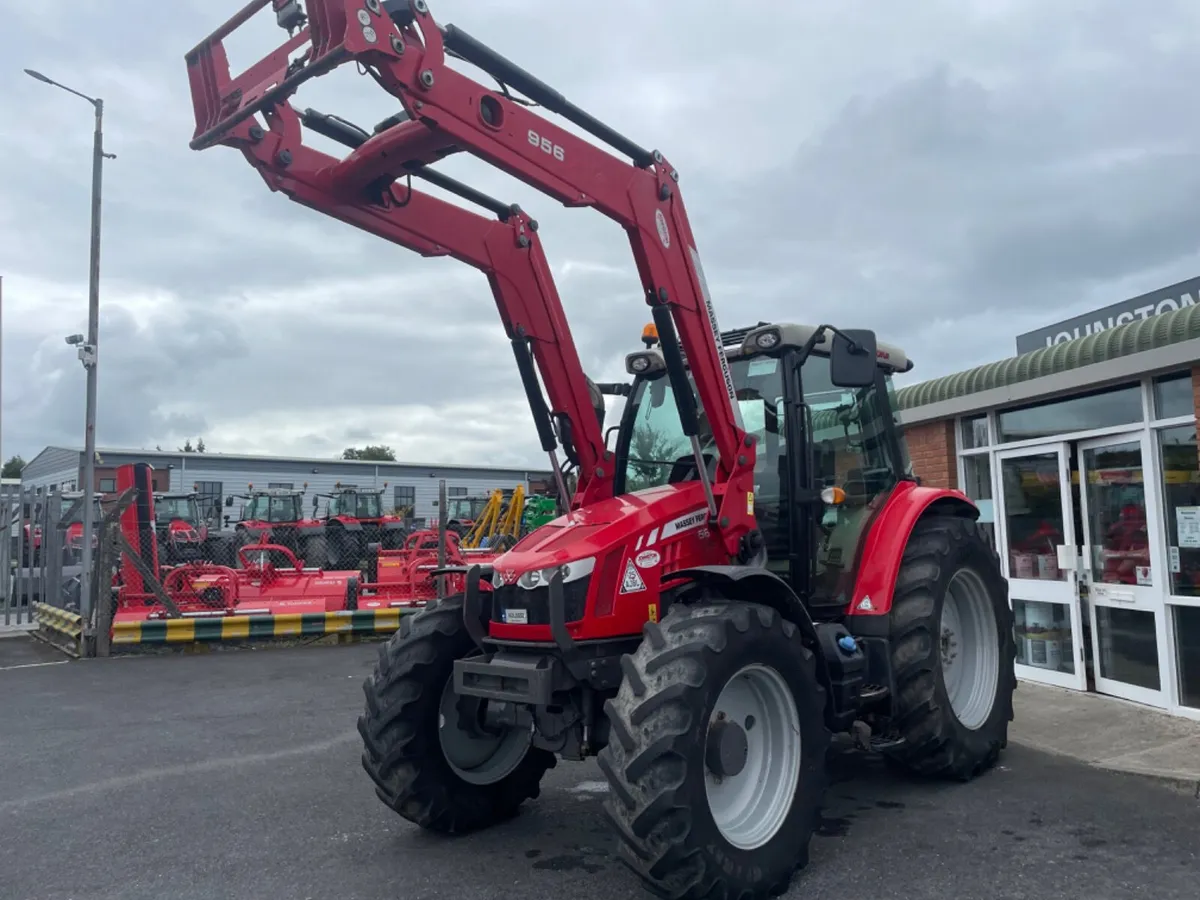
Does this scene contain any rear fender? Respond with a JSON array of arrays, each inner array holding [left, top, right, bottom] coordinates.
[[381, 521, 406, 532], [849, 482, 979, 618], [663, 566, 819, 648], [333, 518, 362, 532]]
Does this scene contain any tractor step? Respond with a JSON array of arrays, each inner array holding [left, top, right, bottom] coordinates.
[[859, 683, 889, 702], [869, 734, 907, 752]]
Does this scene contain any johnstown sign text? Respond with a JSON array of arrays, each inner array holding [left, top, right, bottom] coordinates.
[[1015, 275, 1200, 355]]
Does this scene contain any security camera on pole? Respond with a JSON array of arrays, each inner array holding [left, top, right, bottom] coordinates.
[[25, 68, 115, 628]]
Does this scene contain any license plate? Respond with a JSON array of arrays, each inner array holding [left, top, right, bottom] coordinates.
[[502, 608, 528, 625]]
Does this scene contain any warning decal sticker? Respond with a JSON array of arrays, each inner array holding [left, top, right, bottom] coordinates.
[[620, 559, 647, 594]]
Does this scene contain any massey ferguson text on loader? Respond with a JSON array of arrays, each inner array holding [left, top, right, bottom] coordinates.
[[186, 4, 1015, 897], [113, 464, 361, 622]]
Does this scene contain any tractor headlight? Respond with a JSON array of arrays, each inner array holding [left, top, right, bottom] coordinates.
[[629, 354, 651, 374]]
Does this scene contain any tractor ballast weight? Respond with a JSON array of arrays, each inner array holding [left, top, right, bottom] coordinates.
[[113, 464, 362, 622], [185, 5, 1016, 899]]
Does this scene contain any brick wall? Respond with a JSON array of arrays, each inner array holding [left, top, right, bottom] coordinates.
[[904, 419, 958, 490], [1192, 366, 1200, 433]]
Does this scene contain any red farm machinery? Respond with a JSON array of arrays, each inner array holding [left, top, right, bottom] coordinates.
[[220, 483, 326, 568], [312, 483, 408, 569], [113, 464, 362, 622], [186, 4, 1016, 898], [153, 489, 209, 564]]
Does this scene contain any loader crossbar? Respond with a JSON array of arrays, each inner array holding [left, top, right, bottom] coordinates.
[[186, 0, 757, 554]]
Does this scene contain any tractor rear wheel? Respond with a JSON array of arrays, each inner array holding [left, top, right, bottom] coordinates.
[[598, 601, 829, 900], [883, 515, 1015, 779], [358, 593, 555, 833]]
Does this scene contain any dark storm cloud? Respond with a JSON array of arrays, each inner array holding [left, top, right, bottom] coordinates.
[[3, 0, 1199, 463]]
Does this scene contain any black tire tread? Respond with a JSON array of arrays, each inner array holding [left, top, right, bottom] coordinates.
[[598, 601, 830, 900], [885, 514, 1016, 779], [357, 594, 555, 834]]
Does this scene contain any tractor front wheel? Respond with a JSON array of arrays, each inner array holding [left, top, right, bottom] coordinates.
[[358, 593, 555, 833], [598, 601, 829, 900], [883, 515, 1016, 779]]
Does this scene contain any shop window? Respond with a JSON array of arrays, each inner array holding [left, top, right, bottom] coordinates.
[[960, 455, 996, 549], [1175, 606, 1200, 709], [1157, 424, 1200, 597], [1153, 371, 1194, 421], [959, 415, 988, 450], [997, 383, 1142, 443]]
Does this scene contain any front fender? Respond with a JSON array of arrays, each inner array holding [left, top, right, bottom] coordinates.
[[663, 565, 819, 647], [849, 481, 979, 617]]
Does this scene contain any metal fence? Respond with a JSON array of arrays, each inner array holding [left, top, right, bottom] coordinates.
[[3, 485, 86, 628]]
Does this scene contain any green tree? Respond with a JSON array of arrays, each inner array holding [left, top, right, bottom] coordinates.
[[1, 455, 25, 479], [624, 425, 686, 493], [179, 438, 208, 453], [342, 445, 397, 461]]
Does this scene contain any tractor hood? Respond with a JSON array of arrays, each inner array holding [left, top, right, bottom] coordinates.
[[490, 481, 713, 579]]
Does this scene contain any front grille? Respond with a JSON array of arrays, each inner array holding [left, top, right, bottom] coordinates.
[[492, 576, 591, 625]]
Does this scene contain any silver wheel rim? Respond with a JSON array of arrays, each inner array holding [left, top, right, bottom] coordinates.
[[940, 568, 1000, 730], [703, 664, 802, 850], [437, 675, 532, 785]]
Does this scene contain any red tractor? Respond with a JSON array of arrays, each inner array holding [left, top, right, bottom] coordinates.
[[312, 484, 408, 569], [153, 490, 208, 565], [187, 5, 1015, 898], [221, 484, 326, 569]]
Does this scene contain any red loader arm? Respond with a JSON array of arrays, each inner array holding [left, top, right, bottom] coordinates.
[[186, 1, 611, 509], [185, 0, 756, 555]]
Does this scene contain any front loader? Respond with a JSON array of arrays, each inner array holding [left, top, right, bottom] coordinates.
[[185, 4, 1015, 899]]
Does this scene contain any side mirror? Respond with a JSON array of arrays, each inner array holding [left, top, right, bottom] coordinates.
[[224, 496, 233, 507], [312, 496, 318, 510], [830, 329, 878, 388]]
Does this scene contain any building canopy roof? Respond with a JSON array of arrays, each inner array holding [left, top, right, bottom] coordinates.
[[894, 301, 1200, 411]]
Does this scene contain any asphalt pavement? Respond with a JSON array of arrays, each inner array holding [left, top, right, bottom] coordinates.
[[1, 640, 1197, 900]]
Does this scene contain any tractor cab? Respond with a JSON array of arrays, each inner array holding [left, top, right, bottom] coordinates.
[[228, 488, 306, 525], [60, 491, 104, 556], [317, 486, 384, 521], [615, 321, 914, 620], [153, 491, 207, 563]]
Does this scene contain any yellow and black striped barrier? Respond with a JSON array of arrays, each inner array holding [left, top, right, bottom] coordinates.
[[111, 608, 412, 646], [33, 603, 84, 641]]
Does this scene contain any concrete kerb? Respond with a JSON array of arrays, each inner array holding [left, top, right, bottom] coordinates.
[[1008, 678, 1200, 796]]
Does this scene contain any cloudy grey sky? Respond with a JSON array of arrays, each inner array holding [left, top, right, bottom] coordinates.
[[2, 0, 1199, 469]]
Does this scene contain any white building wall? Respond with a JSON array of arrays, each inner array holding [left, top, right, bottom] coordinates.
[[170, 462, 529, 525]]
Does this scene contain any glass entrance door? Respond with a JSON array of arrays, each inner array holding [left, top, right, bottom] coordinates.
[[996, 444, 1087, 690], [1077, 434, 1167, 707]]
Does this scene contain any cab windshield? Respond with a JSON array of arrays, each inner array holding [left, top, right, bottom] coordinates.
[[155, 497, 200, 523], [345, 493, 381, 518], [245, 494, 302, 523]]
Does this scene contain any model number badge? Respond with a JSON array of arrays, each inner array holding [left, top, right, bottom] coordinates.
[[635, 550, 660, 569], [503, 608, 528, 625]]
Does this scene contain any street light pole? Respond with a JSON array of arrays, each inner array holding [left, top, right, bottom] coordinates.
[[25, 68, 114, 626]]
